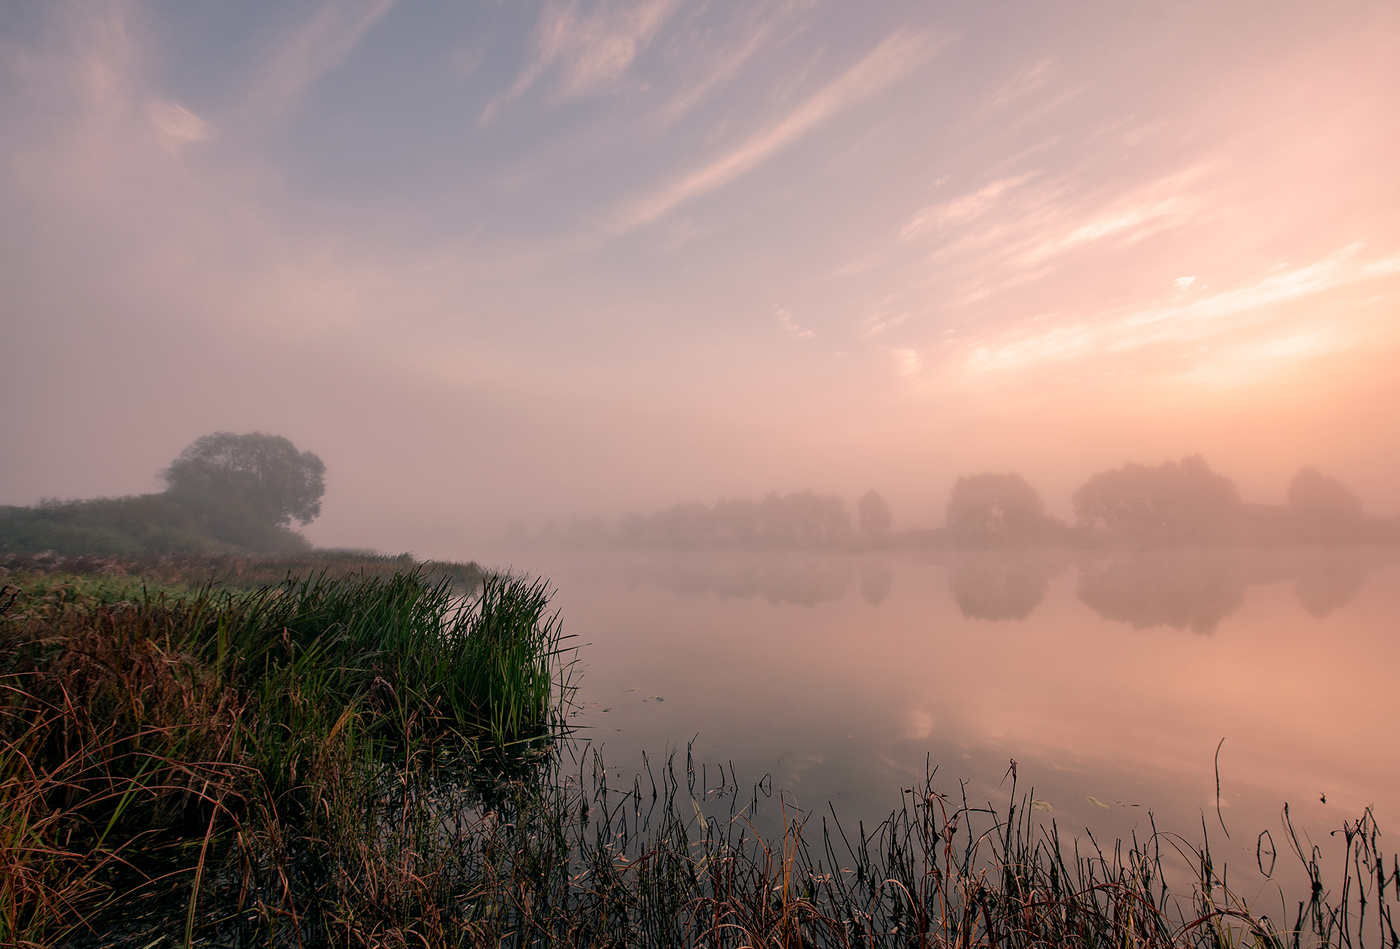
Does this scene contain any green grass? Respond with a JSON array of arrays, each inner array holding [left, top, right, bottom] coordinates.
[[0, 493, 311, 556], [0, 561, 569, 946]]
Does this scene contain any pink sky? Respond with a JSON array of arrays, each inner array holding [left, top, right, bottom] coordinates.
[[2, 1, 1397, 555]]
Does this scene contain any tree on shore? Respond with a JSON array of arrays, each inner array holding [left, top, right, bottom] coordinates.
[[165, 432, 325, 527], [0, 432, 324, 555], [1073, 456, 1240, 546], [1286, 466, 1365, 543], [946, 473, 1055, 547], [857, 489, 892, 536], [163, 432, 326, 550]]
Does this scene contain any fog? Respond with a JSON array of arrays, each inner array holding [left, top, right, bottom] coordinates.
[[3, 2, 1399, 560]]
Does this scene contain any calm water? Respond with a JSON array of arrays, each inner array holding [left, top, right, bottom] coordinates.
[[476, 544, 1399, 893]]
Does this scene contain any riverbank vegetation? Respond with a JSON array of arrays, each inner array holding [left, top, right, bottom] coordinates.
[[0, 432, 328, 557], [0, 558, 563, 946]]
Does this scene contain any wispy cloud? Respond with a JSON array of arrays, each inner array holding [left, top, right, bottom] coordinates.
[[961, 244, 1400, 379], [242, 0, 394, 122], [649, 11, 776, 127], [617, 28, 943, 229], [1017, 186, 1205, 264], [900, 174, 1036, 241], [775, 306, 813, 339], [144, 99, 210, 151], [481, 0, 679, 124], [990, 57, 1057, 109], [891, 164, 1220, 316]]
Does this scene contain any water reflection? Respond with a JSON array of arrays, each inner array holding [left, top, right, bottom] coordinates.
[[581, 546, 1394, 626], [487, 542, 1400, 902], [1073, 547, 1390, 633], [860, 559, 895, 606], [616, 551, 854, 606], [947, 551, 1066, 621], [1293, 549, 1370, 617], [1076, 551, 1248, 634]]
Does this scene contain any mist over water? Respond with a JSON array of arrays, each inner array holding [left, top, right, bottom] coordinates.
[[466, 543, 1400, 897]]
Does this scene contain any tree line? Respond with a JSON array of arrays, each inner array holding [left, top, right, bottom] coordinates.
[[5, 437, 1393, 557], [947, 456, 1396, 548], [537, 489, 892, 551], [535, 456, 1395, 551]]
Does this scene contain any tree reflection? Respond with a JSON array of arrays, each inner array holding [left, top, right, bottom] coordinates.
[[860, 558, 894, 606], [1076, 551, 1247, 634], [947, 552, 1061, 622], [1294, 549, 1369, 617]]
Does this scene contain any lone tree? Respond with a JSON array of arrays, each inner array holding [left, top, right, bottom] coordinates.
[[1286, 466, 1365, 543], [857, 489, 892, 536], [165, 433, 326, 543], [946, 472, 1052, 547]]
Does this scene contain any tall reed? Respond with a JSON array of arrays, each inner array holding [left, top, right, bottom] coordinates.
[[0, 566, 570, 945]]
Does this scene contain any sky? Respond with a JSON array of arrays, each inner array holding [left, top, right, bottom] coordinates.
[[2, 0, 1399, 556]]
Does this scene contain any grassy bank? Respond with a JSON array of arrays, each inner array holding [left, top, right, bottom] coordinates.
[[0, 549, 488, 593], [1, 559, 1391, 947], [0, 559, 566, 946]]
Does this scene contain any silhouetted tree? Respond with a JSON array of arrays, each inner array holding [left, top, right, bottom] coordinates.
[[946, 473, 1051, 547], [1287, 467, 1365, 543], [1073, 456, 1241, 546], [712, 498, 760, 545], [614, 491, 851, 549], [164, 432, 325, 547], [756, 490, 851, 547], [858, 490, 892, 536], [0, 432, 322, 555]]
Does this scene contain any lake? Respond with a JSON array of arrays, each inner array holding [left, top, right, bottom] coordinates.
[[472, 544, 1400, 898]]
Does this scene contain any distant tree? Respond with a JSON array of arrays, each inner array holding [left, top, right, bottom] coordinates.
[[614, 490, 851, 549], [641, 501, 713, 547], [1072, 456, 1240, 546], [712, 498, 760, 545], [164, 432, 326, 532], [945, 473, 1049, 547], [857, 489, 892, 536], [757, 490, 851, 546], [1286, 466, 1365, 543]]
